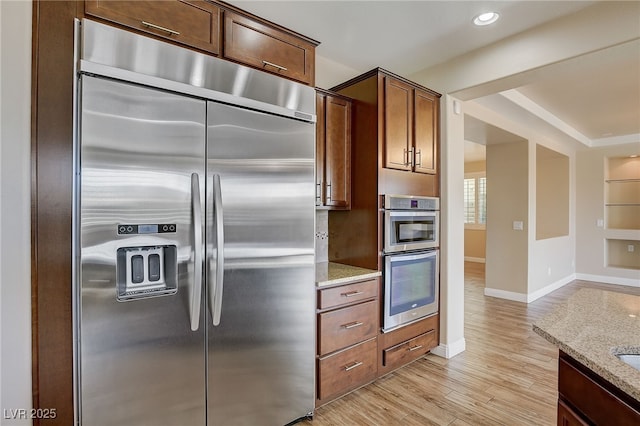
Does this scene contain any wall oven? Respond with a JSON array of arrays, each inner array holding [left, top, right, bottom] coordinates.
[[382, 195, 440, 332], [384, 195, 439, 253]]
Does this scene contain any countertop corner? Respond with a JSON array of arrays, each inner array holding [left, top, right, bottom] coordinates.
[[532, 288, 640, 403]]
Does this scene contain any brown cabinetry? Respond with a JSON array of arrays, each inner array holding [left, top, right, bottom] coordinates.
[[84, 1, 318, 85], [316, 278, 379, 406], [557, 351, 640, 425], [85, 0, 222, 54], [383, 76, 438, 174], [224, 11, 316, 85], [329, 68, 441, 270], [316, 90, 352, 209], [378, 314, 439, 376]]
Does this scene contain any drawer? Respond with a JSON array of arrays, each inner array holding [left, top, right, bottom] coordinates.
[[318, 279, 378, 310], [223, 11, 316, 85], [318, 300, 378, 356], [318, 338, 377, 402], [382, 329, 436, 370], [85, 0, 221, 54]]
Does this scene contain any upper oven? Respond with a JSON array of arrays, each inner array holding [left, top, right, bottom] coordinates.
[[383, 195, 439, 253]]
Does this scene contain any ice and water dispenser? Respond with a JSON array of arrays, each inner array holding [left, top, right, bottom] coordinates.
[[116, 224, 178, 301]]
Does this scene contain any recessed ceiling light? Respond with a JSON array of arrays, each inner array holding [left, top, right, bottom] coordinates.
[[473, 12, 500, 26], [630, 155, 638, 158]]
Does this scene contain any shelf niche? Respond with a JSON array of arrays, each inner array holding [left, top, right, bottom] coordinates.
[[605, 157, 640, 230]]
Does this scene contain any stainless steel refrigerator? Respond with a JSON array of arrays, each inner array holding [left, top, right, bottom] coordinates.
[[74, 20, 315, 425]]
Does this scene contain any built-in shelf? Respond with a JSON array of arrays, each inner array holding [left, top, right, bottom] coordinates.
[[606, 239, 640, 270], [605, 157, 640, 270], [605, 157, 640, 231]]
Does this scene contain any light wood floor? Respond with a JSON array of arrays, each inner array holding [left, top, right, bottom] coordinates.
[[303, 262, 640, 425]]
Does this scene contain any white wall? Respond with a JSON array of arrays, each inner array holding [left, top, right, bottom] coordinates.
[[485, 141, 529, 296], [431, 94, 465, 359], [1, 0, 33, 423]]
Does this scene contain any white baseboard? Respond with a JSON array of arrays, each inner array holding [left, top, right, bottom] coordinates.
[[484, 274, 575, 304], [575, 273, 640, 288], [464, 257, 485, 263], [430, 338, 466, 359], [484, 287, 528, 303], [527, 274, 576, 302]]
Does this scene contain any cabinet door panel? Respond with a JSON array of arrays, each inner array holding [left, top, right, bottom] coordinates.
[[384, 77, 412, 171], [325, 96, 351, 208], [85, 0, 221, 54], [318, 300, 378, 356], [414, 89, 438, 174], [224, 11, 315, 85], [317, 279, 378, 310], [316, 93, 326, 206], [317, 339, 377, 401]]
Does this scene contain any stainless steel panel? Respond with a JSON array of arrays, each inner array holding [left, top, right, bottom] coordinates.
[[78, 75, 206, 425], [206, 101, 316, 425], [80, 19, 316, 121]]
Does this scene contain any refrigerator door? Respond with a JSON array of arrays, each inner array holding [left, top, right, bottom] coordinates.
[[78, 75, 206, 425], [206, 101, 316, 425]]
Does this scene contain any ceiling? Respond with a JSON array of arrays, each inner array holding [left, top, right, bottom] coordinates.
[[229, 1, 640, 159]]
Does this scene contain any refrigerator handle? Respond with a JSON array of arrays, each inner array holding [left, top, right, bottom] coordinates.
[[210, 174, 225, 326], [190, 173, 203, 332]]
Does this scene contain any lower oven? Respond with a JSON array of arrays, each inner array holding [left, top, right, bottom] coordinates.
[[382, 249, 439, 332]]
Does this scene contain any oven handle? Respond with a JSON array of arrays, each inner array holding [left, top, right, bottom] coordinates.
[[385, 249, 439, 263]]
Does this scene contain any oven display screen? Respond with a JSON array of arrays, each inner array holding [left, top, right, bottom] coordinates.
[[389, 256, 436, 316]]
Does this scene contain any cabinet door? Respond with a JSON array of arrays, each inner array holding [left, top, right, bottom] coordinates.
[[413, 88, 438, 175], [85, 0, 221, 55], [224, 11, 316, 85], [324, 95, 351, 208], [384, 77, 412, 171], [316, 93, 326, 206]]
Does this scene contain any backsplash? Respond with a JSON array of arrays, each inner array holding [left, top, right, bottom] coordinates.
[[316, 210, 328, 262]]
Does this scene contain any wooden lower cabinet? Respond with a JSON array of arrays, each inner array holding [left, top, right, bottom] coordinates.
[[317, 338, 378, 403], [557, 351, 640, 425], [316, 278, 379, 406], [557, 400, 588, 426], [378, 314, 439, 376]]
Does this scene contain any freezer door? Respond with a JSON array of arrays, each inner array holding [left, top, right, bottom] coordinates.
[[78, 75, 206, 425], [206, 101, 316, 425]]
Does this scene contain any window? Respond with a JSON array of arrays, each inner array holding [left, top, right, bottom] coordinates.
[[464, 173, 486, 229]]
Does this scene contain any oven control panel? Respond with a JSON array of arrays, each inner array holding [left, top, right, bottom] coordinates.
[[383, 195, 439, 211]]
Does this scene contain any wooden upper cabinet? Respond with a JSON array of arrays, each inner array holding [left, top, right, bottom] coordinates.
[[383, 75, 439, 175], [413, 88, 438, 174], [224, 11, 316, 85], [384, 77, 413, 171], [316, 90, 351, 209], [85, 0, 222, 55]]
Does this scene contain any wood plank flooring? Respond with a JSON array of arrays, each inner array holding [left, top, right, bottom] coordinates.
[[303, 262, 640, 425]]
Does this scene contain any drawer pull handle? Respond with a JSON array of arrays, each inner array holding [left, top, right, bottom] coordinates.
[[408, 344, 423, 352], [344, 361, 363, 371], [342, 290, 364, 297], [141, 21, 180, 36], [262, 60, 288, 72], [342, 321, 364, 329]]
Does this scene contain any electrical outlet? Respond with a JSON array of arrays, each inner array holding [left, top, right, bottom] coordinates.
[[629, 244, 635, 253]]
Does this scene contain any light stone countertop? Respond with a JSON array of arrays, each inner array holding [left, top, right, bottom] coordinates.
[[533, 288, 640, 403], [316, 262, 381, 287]]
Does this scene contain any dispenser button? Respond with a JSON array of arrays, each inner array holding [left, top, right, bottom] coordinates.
[[131, 255, 144, 283], [148, 254, 160, 282]]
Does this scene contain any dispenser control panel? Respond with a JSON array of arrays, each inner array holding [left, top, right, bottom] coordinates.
[[117, 223, 176, 235]]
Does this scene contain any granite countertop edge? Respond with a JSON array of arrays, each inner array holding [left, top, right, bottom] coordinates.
[[316, 262, 381, 287]]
